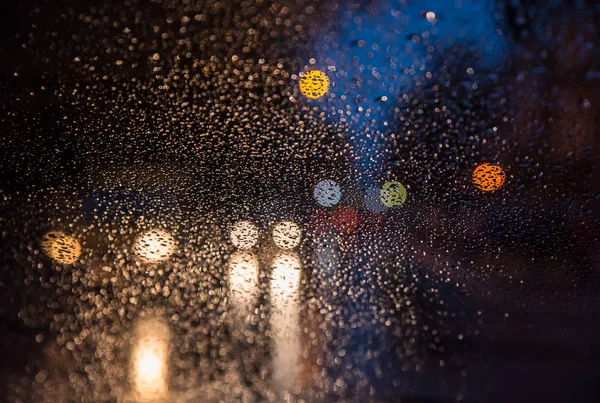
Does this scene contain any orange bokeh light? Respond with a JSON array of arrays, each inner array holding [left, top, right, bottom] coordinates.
[[472, 163, 506, 192]]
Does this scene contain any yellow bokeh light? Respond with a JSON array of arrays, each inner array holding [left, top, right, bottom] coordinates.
[[133, 229, 177, 263], [380, 181, 407, 208], [40, 231, 82, 265], [472, 163, 506, 192], [272, 221, 302, 250], [299, 70, 329, 99]]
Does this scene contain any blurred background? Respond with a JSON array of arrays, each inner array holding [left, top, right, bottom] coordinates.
[[0, 0, 599, 402]]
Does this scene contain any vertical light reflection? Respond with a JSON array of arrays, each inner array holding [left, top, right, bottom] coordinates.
[[310, 232, 341, 389], [228, 251, 260, 312], [270, 252, 302, 392], [131, 318, 170, 402], [313, 232, 339, 280]]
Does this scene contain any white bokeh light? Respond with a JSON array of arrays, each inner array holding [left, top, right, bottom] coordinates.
[[272, 221, 302, 250], [133, 229, 177, 263], [230, 220, 259, 249], [313, 179, 342, 207]]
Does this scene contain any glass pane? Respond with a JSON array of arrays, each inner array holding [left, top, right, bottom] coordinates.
[[1, 0, 599, 402]]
